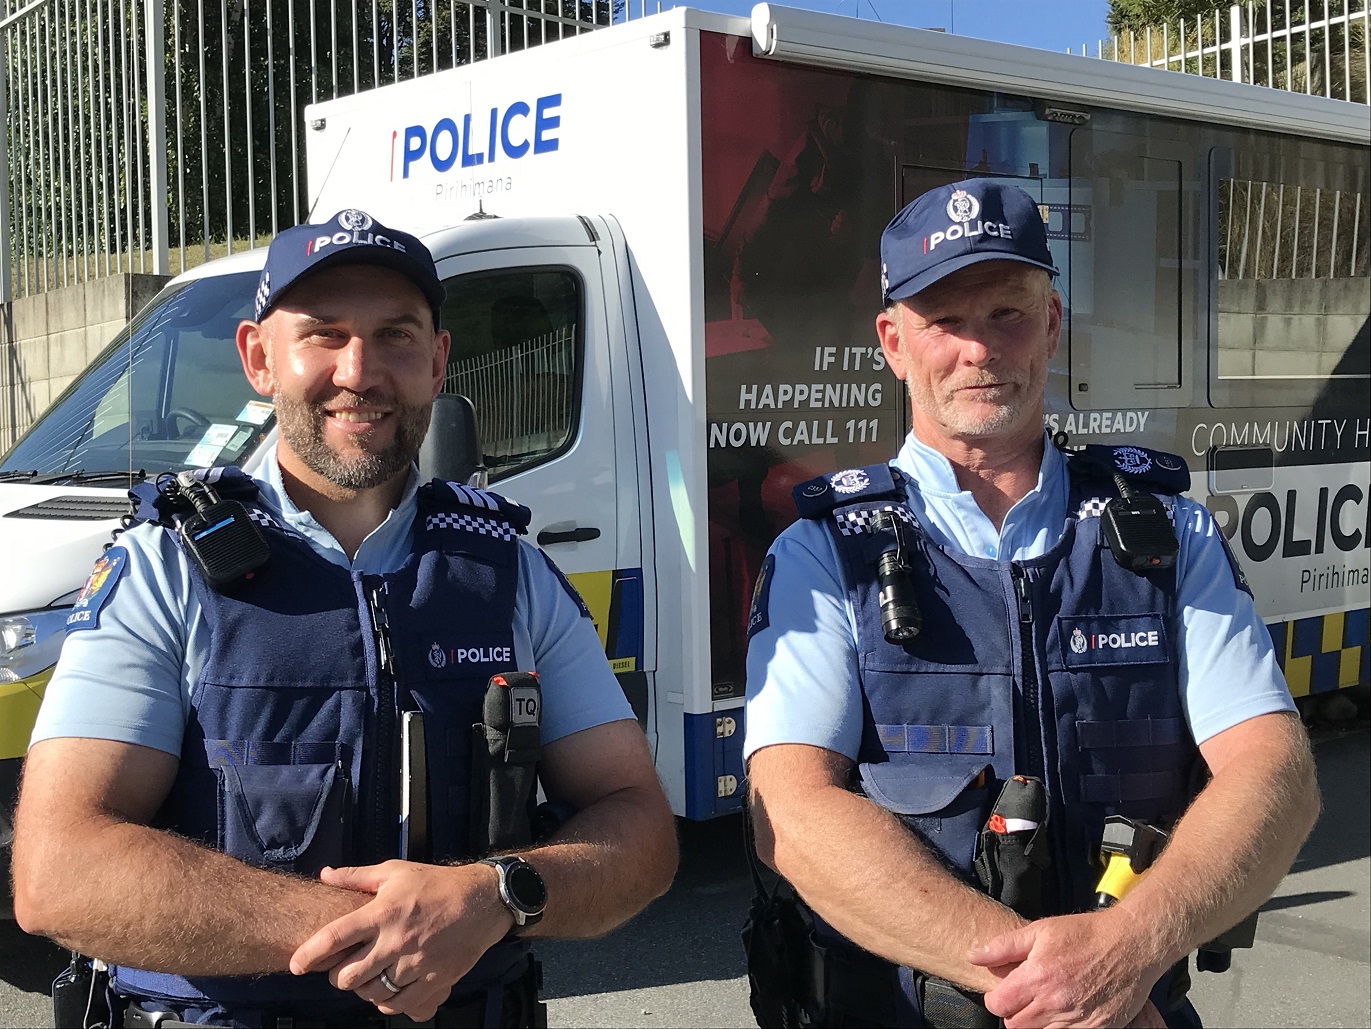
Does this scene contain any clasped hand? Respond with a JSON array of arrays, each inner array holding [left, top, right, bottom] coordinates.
[[291, 859, 514, 1021], [968, 909, 1170, 1028]]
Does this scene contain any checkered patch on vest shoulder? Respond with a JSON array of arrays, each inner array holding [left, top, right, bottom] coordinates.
[[1076, 497, 1110, 520], [835, 504, 916, 537], [425, 512, 518, 541], [1077, 496, 1177, 524], [247, 508, 281, 531]]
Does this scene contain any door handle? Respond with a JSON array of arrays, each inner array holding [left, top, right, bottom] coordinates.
[[537, 526, 602, 545]]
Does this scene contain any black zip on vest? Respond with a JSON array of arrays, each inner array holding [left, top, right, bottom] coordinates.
[[1009, 562, 1065, 917], [1010, 563, 1044, 784], [365, 577, 400, 861]]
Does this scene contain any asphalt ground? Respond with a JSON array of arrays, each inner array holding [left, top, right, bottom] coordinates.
[[2, 724, 1367, 1028]]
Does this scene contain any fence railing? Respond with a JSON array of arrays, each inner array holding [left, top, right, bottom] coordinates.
[[0, 0, 625, 303], [1082, 0, 1368, 103], [443, 325, 575, 472], [1219, 179, 1367, 280]]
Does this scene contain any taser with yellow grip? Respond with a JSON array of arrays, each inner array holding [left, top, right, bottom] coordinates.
[[1094, 815, 1169, 908]]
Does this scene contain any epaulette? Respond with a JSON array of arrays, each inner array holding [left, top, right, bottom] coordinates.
[[420, 479, 531, 537], [127, 466, 261, 527], [1066, 444, 1190, 496], [792, 463, 903, 519]]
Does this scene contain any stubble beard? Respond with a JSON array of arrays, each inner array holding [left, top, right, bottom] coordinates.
[[909, 361, 1047, 439], [271, 376, 433, 490]]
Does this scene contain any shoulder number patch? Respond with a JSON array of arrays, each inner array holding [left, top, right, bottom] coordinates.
[[539, 549, 592, 619], [66, 547, 129, 631], [747, 554, 775, 639], [1217, 532, 1254, 598]]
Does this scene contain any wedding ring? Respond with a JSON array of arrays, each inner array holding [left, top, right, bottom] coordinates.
[[378, 970, 402, 995]]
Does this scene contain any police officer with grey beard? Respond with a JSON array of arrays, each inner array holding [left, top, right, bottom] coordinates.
[[743, 179, 1317, 1028]]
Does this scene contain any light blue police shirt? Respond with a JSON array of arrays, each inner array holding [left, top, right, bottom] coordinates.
[[32, 445, 632, 756], [744, 432, 1295, 762]]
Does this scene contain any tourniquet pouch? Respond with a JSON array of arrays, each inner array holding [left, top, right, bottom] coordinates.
[[859, 760, 993, 876], [210, 740, 349, 873]]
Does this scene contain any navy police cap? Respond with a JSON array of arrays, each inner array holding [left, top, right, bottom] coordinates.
[[253, 208, 445, 324], [880, 178, 1058, 304]]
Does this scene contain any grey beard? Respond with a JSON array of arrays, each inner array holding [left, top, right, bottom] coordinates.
[[271, 383, 432, 490], [909, 379, 1029, 438]]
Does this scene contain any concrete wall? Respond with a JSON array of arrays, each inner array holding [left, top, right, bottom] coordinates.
[[1218, 277, 1371, 378], [0, 274, 169, 455]]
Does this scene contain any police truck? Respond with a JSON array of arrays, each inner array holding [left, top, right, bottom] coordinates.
[[1, 4, 1365, 872]]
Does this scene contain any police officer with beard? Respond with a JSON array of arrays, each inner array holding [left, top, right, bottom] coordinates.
[[13, 210, 677, 1028], [743, 180, 1318, 1028]]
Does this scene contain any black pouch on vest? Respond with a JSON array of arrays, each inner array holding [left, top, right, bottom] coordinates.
[[972, 775, 1051, 920], [918, 976, 998, 1029], [52, 952, 109, 1029], [742, 883, 814, 1028], [742, 798, 819, 1028], [469, 673, 541, 855]]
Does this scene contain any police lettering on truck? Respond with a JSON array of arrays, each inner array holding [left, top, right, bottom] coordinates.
[[394, 94, 562, 179]]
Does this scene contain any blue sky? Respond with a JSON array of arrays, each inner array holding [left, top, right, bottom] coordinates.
[[680, 1, 1114, 54]]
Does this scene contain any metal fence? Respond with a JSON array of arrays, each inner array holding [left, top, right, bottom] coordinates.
[[0, 0, 626, 302], [1219, 179, 1367, 280], [1083, 0, 1368, 102], [1081, 2, 1370, 288], [444, 324, 575, 473]]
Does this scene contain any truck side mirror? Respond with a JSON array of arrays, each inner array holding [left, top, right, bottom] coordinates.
[[419, 393, 486, 487]]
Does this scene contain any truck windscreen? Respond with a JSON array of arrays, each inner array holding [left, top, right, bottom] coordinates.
[[0, 270, 269, 480]]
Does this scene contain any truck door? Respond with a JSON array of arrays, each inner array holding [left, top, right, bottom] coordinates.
[[432, 233, 649, 728]]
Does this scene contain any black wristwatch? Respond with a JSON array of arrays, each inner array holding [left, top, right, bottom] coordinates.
[[480, 856, 547, 932]]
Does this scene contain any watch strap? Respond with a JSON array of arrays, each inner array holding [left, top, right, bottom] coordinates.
[[480, 856, 545, 930]]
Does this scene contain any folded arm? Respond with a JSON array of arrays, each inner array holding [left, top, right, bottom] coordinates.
[[973, 710, 1319, 1028], [12, 736, 366, 974], [749, 741, 1026, 994], [289, 717, 677, 1019], [1119, 709, 1317, 963]]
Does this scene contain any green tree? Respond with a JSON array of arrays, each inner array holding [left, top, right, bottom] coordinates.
[[1105, 0, 1365, 101], [1107, 0, 1234, 35]]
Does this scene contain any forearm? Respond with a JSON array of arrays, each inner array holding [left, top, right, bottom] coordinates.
[[519, 781, 677, 939], [17, 813, 366, 973], [756, 780, 1024, 992], [1116, 712, 1319, 971]]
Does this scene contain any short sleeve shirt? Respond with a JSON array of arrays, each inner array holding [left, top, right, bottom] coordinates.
[[743, 432, 1295, 762], [32, 445, 632, 755]]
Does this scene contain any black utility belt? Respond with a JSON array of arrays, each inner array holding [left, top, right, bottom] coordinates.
[[119, 967, 542, 1029], [122, 994, 486, 1029]]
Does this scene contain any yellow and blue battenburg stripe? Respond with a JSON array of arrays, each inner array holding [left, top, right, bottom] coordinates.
[[564, 568, 645, 673], [1267, 607, 1370, 697]]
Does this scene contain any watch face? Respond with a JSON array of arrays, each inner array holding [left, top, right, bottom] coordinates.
[[505, 862, 548, 913]]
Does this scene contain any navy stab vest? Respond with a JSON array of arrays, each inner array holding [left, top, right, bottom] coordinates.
[[112, 471, 531, 1016], [794, 447, 1198, 1016]]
